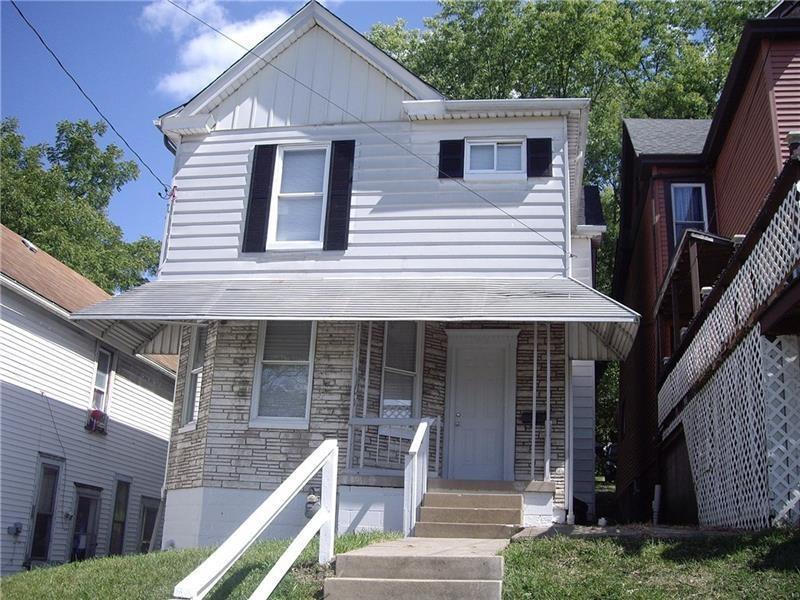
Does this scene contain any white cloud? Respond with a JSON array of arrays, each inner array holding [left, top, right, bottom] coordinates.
[[141, 0, 290, 100]]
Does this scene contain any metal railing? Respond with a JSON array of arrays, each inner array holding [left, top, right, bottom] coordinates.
[[403, 419, 433, 536], [172, 439, 338, 600], [348, 417, 441, 477]]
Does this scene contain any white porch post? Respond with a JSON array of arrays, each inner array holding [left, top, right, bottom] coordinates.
[[544, 323, 552, 481], [359, 321, 372, 470], [531, 324, 538, 480], [565, 334, 574, 524], [345, 321, 361, 472]]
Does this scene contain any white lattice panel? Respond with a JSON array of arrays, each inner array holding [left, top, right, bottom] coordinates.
[[659, 181, 800, 424], [762, 335, 800, 527], [682, 326, 770, 529]]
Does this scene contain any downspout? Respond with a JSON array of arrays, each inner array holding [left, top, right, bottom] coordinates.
[[565, 337, 575, 525]]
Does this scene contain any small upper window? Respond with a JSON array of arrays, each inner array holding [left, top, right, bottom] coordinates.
[[465, 140, 524, 177], [182, 327, 207, 426], [267, 146, 330, 249], [671, 183, 708, 245], [251, 321, 316, 428], [92, 349, 113, 412]]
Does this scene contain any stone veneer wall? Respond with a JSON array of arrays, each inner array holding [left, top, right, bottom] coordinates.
[[166, 320, 567, 505]]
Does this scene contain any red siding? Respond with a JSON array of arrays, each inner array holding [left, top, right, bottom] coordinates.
[[713, 41, 780, 238], [770, 39, 800, 162]]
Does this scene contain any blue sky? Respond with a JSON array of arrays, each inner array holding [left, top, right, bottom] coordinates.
[[1, 0, 437, 243]]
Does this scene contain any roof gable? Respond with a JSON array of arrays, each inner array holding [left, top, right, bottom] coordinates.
[[162, 0, 442, 126], [623, 118, 711, 157]]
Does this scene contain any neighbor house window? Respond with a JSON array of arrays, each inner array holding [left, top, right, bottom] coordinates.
[[29, 460, 61, 562], [182, 327, 207, 426], [251, 321, 316, 428], [380, 322, 423, 435], [92, 348, 113, 412], [671, 183, 708, 245], [465, 140, 524, 177], [267, 146, 330, 249], [108, 479, 130, 556], [137, 497, 160, 553]]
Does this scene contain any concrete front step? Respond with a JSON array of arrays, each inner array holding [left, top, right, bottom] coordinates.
[[335, 553, 503, 580], [323, 577, 502, 599], [419, 506, 522, 525], [422, 492, 523, 510], [414, 521, 522, 539]]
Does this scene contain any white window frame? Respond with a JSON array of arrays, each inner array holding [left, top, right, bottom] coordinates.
[[464, 138, 526, 181], [90, 347, 115, 414], [250, 321, 317, 429], [379, 321, 425, 438], [266, 144, 331, 251], [180, 327, 206, 431], [670, 183, 709, 245]]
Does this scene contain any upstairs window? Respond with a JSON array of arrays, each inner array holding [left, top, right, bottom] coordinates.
[[267, 146, 330, 249], [182, 327, 207, 426], [92, 349, 113, 412], [251, 321, 316, 429], [671, 183, 708, 245], [465, 140, 524, 178]]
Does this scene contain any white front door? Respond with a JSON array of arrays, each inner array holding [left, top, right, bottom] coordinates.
[[446, 330, 518, 481]]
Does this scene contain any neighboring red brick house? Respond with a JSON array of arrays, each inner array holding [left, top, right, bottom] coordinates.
[[613, 9, 800, 524]]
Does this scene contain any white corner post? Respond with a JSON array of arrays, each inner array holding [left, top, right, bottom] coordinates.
[[319, 443, 338, 564], [345, 322, 361, 471]]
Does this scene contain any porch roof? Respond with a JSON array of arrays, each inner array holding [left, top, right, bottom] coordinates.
[[71, 277, 639, 360]]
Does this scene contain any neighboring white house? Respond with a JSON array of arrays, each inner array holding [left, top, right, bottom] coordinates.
[[73, 0, 639, 548], [0, 225, 175, 575]]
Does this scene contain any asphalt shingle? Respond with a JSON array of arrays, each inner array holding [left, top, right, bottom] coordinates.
[[624, 118, 711, 156]]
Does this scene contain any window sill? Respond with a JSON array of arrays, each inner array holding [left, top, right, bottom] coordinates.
[[178, 421, 197, 434], [248, 417, 309, 430], [265, 242, 324, 252], [463, 172, 527, 182]]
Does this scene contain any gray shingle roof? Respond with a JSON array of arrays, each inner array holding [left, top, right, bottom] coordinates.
[[624, 118, 712, 156]]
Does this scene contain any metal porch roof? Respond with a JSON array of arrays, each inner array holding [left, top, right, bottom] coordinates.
[[72, 277, 639, 360]]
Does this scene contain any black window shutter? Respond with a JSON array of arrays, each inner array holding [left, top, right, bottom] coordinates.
[[323, 140, 356, 251], [438, 140, 464, 178], [242, 145, 276, 252], [527, 138, 552, 177]]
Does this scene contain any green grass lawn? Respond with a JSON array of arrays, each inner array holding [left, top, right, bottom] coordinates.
[[503, 529, 800, 599], [1, 531, 399, 600]]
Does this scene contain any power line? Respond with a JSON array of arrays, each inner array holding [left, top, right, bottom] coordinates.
[[10, 0, 171, 196], [165, 0, 571, 256]]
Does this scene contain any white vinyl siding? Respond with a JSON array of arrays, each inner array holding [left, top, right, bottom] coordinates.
[[0, 287, 173, 575], [164, 118, 569, 279], [250, 321, 316, 429]]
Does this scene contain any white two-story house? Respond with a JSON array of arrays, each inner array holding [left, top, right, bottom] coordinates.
[[0, 225, 175, 574], [74, 1, 638, 547]]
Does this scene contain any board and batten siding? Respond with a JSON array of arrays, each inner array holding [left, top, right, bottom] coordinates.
[[0, 288, 173, 575], [209, 25, 415, 130], [162, 117, 568, 279]]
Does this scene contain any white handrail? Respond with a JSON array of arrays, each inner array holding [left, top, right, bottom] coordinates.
[[403, 419, 433, 536], [172, 439, 338, 600]]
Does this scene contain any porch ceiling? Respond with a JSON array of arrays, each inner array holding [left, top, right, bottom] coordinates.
[[71, 277, 639, 360]]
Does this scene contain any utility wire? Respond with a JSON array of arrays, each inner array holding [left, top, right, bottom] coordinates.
[[10, 0, 171, 197], [165, 0, 572, 256]]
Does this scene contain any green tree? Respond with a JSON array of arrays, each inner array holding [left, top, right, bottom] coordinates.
[[369, 0, 771, 442], [1, 118, 160, 293]]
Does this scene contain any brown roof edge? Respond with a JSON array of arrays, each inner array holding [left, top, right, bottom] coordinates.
[[657, 156, 800, 387]]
